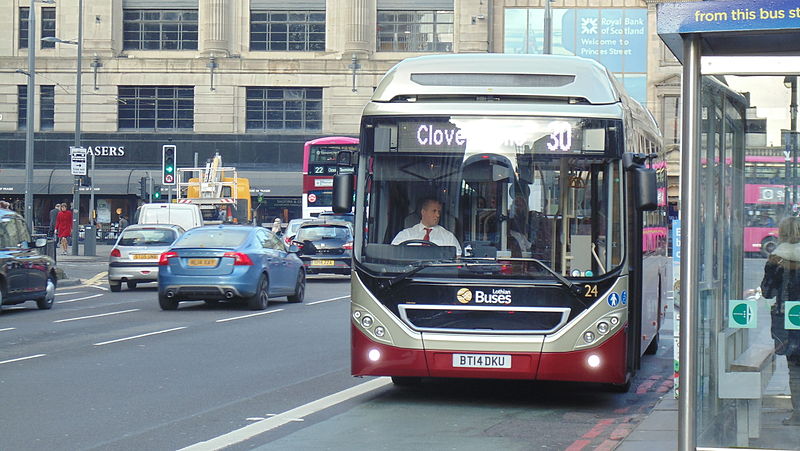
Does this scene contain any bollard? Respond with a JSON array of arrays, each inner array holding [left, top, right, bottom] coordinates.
[[83, 224, 96, 256]]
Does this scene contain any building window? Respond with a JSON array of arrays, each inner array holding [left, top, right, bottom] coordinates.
[[123, 10, 198, 50], [19, 7, 56, 49], [250, 11, 325, 51], [661, 95, 681, 146], [504, 8, 649, 104], [377, 10, 453, 52], [40, 85, 55, 130], [18, 85, 27, 129], [246, 87, 322, 131], [118, 86, 194, 131]]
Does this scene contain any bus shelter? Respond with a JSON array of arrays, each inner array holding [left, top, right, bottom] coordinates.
[[658, 0, 800, 449]]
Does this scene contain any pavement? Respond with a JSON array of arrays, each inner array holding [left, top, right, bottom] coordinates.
[[51, 246, 800, 450], [54, 243, 114, 287]]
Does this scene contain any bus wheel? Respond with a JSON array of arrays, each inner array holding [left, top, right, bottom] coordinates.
[[608, 379, 631, 393], [391, 376, 421, 387], [760, 237, 778, 257]]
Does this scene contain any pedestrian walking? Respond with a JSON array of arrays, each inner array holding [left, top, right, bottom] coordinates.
[[760, 216, 800, 426], [50, 203, 61, 237], [55, 204, 73, 255], [118, 214, 129, 231]]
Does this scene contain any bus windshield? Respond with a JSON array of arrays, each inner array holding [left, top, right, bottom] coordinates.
[[357, 115, 624, 280]]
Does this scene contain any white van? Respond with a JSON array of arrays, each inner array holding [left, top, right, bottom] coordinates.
[[134, 204, 203, 231]]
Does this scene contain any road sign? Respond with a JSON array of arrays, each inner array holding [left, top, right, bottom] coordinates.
[[728, 299, 757, 329], [786, 301, 800, 330], [70, 146, 87, 176], [308, 193, 317, 203]]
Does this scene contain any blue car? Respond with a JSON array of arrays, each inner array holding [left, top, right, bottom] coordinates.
[[157, 225, 305, 310]]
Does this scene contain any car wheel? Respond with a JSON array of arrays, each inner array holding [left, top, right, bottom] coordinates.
[[287, 271, 305, 303], [110, 282, 122, 292], [158, 292, 179, 310], [126, 281, 138, 290], [245, 274, 269, 310], [36, 274, 57, 310]]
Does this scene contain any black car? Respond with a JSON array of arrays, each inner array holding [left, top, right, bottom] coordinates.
[[293, 220, 353, 275], [0, 209, 57, 310]]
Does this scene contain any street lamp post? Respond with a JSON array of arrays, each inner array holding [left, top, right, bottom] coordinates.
[[24, 1, 37, 232], [45, 0, 83, 255]]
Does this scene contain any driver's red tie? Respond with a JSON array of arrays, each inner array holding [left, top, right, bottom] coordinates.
[[423, 227, 432, 241]]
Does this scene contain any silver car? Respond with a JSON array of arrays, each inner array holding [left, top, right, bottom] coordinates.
[[108, 224, 185, 292]]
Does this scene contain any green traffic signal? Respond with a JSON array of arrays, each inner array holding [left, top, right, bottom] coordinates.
[[165, 165, 174, 174], [153, 192, 161, 200]]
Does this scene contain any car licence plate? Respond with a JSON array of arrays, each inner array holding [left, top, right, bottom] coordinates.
[[311, 260, 335, 266], [133, 254, 159, 260], [452, 354, 511, 369], [187, 258, 217, 267]]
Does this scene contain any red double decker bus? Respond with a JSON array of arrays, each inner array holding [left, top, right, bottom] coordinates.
[[302, 137, 358, 218]]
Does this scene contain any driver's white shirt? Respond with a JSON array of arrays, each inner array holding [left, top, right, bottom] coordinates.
[[391, 223, 462, 255]]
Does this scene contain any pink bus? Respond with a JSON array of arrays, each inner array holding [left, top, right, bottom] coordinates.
[[744, 183, 781, 256], [302, 137, 358, 218]]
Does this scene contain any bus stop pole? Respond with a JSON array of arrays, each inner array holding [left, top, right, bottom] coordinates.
[[678, 34, 701, 451]]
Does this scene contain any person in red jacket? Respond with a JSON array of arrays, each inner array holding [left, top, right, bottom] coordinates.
[[55, 204, 73, 255]]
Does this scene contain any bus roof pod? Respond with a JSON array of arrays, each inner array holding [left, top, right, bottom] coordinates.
[[372, 54, 621, 105]]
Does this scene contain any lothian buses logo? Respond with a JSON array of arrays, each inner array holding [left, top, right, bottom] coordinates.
[[456, 288, 473, 304], [456, 288, 512, 305]]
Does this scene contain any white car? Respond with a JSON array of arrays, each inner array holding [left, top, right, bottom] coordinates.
[[108, 224, 185, 292]]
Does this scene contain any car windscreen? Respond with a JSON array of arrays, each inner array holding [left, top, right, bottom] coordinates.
[[296, 225, 351, 241], [118, 229, 178, 246], [173, 228, 250, 248]]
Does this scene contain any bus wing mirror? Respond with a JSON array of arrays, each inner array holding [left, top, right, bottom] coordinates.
[[332, 173, 354, 213], [633, 167, 657, 211]]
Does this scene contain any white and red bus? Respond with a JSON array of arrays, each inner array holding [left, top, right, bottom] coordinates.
[[334, 54, 667, 391], [302, 136, 358, 218]]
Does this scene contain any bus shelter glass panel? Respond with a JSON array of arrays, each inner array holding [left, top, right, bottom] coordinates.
[[695, 75, 800, 448]]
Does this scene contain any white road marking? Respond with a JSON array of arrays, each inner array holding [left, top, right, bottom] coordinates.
[[180, 377, 391, 451], [92, 285, 109, 291], [55, 291, 82, 296], [83, 271, 109, 286], [306, 295, 349, 306], [0, 327, 16, 332], [93, 327, 187, 346], [0, 354, 46, 365], [57, 293, 104, 304], [54, 309, 140, 323], [215, 309, 283, 323]]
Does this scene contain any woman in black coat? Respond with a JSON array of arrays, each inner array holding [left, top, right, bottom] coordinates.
[[760, 216, 800, 426]]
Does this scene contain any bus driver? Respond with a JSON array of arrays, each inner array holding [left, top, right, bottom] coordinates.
[[391, 198, 462, 255]]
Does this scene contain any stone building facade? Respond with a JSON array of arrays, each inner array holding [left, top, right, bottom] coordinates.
[[0, 0, 683, 226]]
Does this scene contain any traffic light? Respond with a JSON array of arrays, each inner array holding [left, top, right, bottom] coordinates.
[[162, 145, 176, 186], [139, 177, 147, 198], [153, 187, 162, 200], [79, 175, 92, 187]]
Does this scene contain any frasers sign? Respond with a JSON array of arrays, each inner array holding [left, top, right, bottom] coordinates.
[[82, 146, 126, 157]]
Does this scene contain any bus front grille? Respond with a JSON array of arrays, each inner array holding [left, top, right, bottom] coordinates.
[[398, 304, 570, 335]]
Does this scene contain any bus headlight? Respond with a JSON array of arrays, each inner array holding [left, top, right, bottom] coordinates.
[[597, 322, 609, 334], [374, 326, 385, 337], [361, 315, 373, 328], [610, 316, 619, 326], [587, 354, 601, 368], [583, 331, 596, 343], [353, 311, 362, 320], [368, 349, 381, 361]]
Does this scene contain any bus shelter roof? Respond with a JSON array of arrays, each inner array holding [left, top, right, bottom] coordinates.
[[658, 0, 800, 63]]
